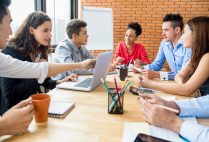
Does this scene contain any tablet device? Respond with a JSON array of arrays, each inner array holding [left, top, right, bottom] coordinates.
[[134, 133, 170, 142]]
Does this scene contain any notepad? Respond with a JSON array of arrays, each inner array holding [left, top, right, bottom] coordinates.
[[48, 101, 75, 119]]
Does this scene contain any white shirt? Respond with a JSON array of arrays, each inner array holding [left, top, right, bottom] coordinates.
[[0, 52, 48, 83]]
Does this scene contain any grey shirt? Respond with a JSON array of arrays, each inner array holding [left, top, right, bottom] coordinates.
[[52, 39, 95, 80]]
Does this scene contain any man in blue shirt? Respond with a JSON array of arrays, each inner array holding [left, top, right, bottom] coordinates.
[[52, 19, 95, 80], [139, 94, 209, 141], [143, 14, 191, 80]]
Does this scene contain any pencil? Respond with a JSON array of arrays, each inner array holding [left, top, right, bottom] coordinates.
[[155, 104, 179, 114]]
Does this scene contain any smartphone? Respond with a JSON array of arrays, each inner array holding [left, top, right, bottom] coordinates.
[[129, 86, 139, 95], [134, 133, 170, 142], [129, 86, 155, 95], [139, 87, 155, 94]]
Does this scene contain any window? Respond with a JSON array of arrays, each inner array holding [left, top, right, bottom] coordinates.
[[46, 0, 78, 44], [9, 0, 35, 32], [9, 0, 78, 45]]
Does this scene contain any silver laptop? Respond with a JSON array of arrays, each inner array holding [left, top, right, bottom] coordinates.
[[56, 52, 112, 91]]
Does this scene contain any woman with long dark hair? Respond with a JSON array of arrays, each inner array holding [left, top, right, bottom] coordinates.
[[0, 11, 77, 114]]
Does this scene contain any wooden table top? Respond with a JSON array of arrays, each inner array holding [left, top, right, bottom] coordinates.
[[1, 72, 208, 142]]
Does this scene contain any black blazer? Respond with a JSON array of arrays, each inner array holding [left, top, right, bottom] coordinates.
[[0, 45, 56, 114]]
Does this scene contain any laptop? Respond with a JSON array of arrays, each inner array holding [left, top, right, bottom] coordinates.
[[56, 51, 113, 91]]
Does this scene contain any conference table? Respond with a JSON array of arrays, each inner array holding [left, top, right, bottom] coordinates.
[[0, 72, 208, 142]]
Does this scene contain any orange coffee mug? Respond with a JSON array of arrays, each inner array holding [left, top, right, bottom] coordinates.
[[31, 93, 50, 122]]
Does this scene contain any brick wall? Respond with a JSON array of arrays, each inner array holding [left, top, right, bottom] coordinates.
[[81, 0, 209, 66]]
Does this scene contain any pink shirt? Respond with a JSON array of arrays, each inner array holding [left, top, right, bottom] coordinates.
[[113, 42, 150, 65]]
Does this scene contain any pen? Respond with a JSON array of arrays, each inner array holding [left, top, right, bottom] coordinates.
[[122, 78, 127, 86], [179, 134, 190, 142], [127, 61, 130, 67], [120, 78, 127, 93], [127, 59, 133, 67], [114, 76, 119, 93], [120, 81, 131, 94], [110, 82, 131, 113], [101, 78, 121, 112], [109, 95, 121, 112], [112, 82, 131, 112], [138, 94, 179, 113], [155, 104, 179, 114], [100, 78, 110, 94], [114, 76, 122, 107]]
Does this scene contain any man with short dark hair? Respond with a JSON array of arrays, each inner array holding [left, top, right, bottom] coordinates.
[[142, 13, 192, 80], [52, 19, 95, 80]]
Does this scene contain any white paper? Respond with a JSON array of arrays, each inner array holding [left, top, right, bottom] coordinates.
[[122, 122, 150, 142], [122, 117, 197, 142], [161, 96, 176, 101]]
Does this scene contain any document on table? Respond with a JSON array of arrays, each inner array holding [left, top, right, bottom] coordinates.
[[122, 117, 197, 142], [122, 122, 149, 142]]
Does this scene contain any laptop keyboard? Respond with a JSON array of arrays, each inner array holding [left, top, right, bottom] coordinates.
[[74, 78, 92, 88]]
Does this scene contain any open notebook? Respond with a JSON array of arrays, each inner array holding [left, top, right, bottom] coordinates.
[[48, 101, 75, 119]]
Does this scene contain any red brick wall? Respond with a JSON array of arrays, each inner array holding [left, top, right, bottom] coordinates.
[[81, 0, 209, 64]]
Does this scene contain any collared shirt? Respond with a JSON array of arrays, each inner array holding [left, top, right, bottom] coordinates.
[[0, 52, 48, 83], [52, 39, 95, 80], [113, 42, 150, 64], [176, 95, 209, 141], [144, 39, 192, 80]]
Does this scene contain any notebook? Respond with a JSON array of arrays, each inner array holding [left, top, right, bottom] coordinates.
[[48, 101, 75, 118], [56, 51, 113, 91]]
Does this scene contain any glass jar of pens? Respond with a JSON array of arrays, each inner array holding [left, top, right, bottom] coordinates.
[[101, 77, 131, 114]]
